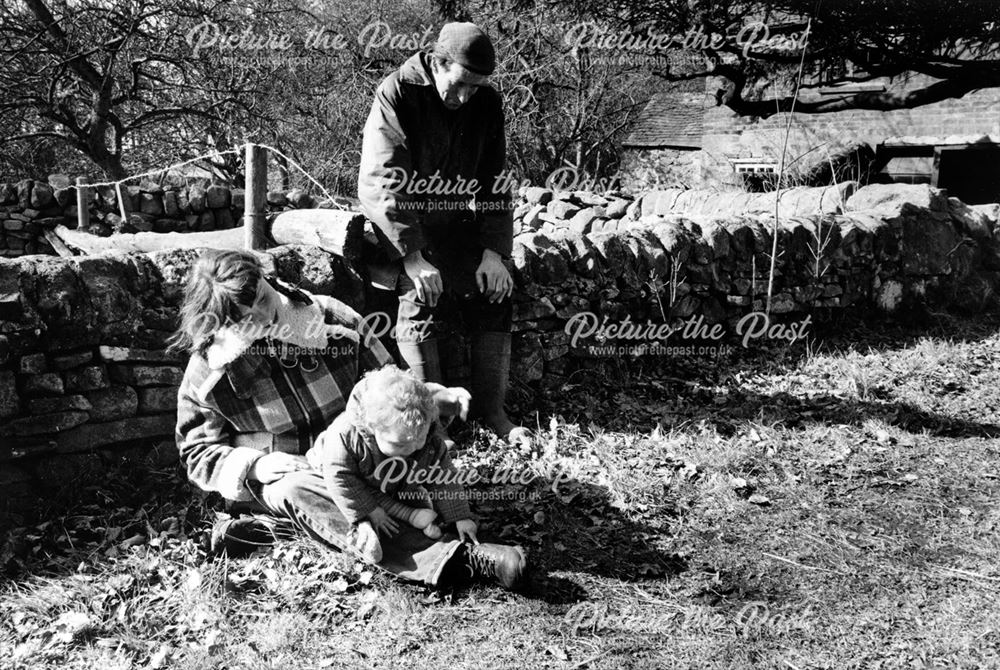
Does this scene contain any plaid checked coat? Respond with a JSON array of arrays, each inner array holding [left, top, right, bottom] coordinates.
[[306, 382, 473, 525], [174, 291, 393, 503]]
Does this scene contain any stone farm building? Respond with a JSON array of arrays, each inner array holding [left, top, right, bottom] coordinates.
[[621, 73, 1000, 204]]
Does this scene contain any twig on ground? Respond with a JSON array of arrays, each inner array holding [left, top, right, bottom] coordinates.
[[934, 566, 1000, 582], [630, 585, 675, 606], [761, 552, 847, 576], [570, 649, 611, 669]]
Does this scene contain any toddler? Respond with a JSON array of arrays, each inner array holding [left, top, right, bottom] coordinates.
[[307, 365, 477, 563]]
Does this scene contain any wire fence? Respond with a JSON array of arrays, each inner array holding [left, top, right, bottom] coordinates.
[[74, 143, 348, 211]]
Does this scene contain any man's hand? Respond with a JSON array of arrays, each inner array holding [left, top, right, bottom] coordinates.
[[247, 452, 309, 484], [456, 519, 479, 544], [475, 249, 512, 304], [403, 250, 443, 307], [368, 507, 400, 537]]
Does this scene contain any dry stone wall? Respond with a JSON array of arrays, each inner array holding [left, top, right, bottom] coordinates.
[[501, 182, 998, 383], [0, 175, 351, 258]]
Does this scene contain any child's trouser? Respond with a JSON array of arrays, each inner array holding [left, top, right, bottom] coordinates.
[[245, 470, 463, 586]]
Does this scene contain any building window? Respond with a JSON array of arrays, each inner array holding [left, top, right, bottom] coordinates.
[[734, 164, 776, 174], [731, 158, 778, 191]]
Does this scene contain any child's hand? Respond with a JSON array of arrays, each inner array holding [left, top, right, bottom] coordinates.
[[410, 508, 438, 530], [455, 519, 478, 544], [447, 387, 471, 421], [368, 507, 399, 537], [427, 384, 471, 421]]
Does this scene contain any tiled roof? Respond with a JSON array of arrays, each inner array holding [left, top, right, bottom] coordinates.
[[623, 92, 705, 149]]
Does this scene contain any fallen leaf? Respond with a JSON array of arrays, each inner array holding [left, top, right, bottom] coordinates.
[[147, 645, 171, 668], [159, 517, 181, 537], [119, 534, 146, 549], [184, 569, 202, 591], [356, 601, 378, 620], [546, 645, 569, 661], [204, 629, 223, 654], [50, 611, 95, 644], [639, 563, 664, 577], [188, 606, 214, 631], [875, 430, 894, 445]]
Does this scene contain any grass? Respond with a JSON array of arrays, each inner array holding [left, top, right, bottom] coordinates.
[[3, 311, 1000, 669]]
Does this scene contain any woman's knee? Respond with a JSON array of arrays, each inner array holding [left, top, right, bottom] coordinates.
[[259, 470, 327, 510]]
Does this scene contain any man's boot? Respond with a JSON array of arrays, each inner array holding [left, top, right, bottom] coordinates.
[[397, 339, 443, 384], [470, 332, 531, 446]]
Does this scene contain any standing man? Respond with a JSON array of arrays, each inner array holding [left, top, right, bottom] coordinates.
[[358, 22, 529, 446]]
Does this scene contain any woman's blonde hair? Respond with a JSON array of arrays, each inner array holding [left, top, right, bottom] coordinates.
[[351, 365, 439, 436], [167, 250, 263, 356]]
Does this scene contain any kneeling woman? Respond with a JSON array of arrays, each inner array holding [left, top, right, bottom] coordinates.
[[171, 250, 526, 590]]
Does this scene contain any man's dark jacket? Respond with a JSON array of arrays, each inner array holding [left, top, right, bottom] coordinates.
[[358, 51, 513, 275]]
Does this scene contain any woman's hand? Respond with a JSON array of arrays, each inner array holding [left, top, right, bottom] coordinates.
[[247, 452, 309, 484], [455, 519, 479, 544], [368, 507, 400, 537]]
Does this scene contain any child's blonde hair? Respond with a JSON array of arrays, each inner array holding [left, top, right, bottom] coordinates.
[[352, 365, 439, 435]]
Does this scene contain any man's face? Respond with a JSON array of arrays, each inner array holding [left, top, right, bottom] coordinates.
[[430, 58, 489, 110]]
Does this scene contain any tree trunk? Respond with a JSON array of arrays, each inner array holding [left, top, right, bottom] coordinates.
[[49, 209, 367, 260], [91, 146, 127, 181]]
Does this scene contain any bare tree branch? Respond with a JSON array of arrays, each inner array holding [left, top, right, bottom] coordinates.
[[722, 69, 1000, 118]]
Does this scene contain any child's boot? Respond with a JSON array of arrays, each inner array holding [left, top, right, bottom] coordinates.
[[465, 543, 528, 591]]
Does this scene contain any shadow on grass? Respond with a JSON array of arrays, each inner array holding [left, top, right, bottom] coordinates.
[[518, 308, 1000, 439], [695, 389, 1000, 439], [522, 368, 1000, 443], [1, 459, 210, 579], [468, 476, 689, 604], [2, 458, 688, 608]]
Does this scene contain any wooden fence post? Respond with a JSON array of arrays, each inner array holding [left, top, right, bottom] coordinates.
[[75, 177, 90, 230], [244, 143, 268, 250], [115, 182, 130, 224]]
